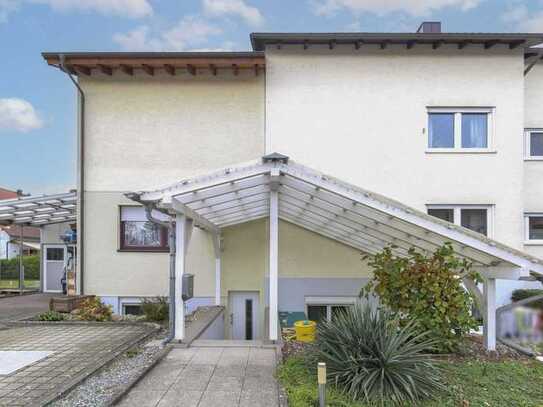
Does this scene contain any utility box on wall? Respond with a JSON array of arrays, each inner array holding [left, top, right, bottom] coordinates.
[[182, 274, 194, 301]]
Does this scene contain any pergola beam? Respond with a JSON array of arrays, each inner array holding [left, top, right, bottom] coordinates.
[[171, 198, 220, 234]]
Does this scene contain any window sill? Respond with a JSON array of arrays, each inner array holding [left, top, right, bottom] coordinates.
[[117, 249, 169, 253], [524, 157, 543, 161], [425, 149, 497, 154], [523, 241, 543, 246]]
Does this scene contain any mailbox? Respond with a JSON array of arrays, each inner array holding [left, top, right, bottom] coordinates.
[[182, 274, 194, 301]]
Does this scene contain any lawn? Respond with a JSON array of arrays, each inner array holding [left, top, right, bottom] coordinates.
[[0, 279, 40, 289], [277, 356, 543, 407]]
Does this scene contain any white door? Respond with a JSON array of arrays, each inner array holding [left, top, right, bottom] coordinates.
[[43, 245, 66, 293], [229, 291, 259, 340]]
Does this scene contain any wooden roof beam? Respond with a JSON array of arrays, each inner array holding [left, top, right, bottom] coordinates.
[[187, 64, 196, 76], [254, 64, 259, 76], [458, 40, 470, 50], [74, 65, 91, 75], [432, 40, 444, 50], [484, 40, 500, 49], [380, 41, 388, 50], [509, 40, 525, 50], [209, 64, 217, 76], [141, 64, 154, 75], [354, 40, 363, 50], [164, 64, 175, 75], [120, 64, 133, 76], [303, 40, 309, 50], [329, 40, 336, 50], [232, 64, 239, 76], [97, 64, 112, 76]]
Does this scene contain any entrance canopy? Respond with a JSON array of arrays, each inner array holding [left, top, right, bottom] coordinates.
[[0, 192, 77, 227], [131, 153, 543, 279]]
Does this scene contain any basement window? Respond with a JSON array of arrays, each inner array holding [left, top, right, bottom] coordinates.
[[305, 297, 356, 323], [122, 304, 143, 316]]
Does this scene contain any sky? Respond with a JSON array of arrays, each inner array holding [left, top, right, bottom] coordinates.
[[0, 0, 542, 196]]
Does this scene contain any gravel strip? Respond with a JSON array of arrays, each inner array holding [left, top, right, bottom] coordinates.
[[50, 337, 165, 407]]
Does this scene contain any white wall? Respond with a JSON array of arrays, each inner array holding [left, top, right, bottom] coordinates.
[[266, 45, 526, 250]]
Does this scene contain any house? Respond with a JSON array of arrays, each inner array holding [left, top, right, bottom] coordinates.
[[42, 22, 543, 350]]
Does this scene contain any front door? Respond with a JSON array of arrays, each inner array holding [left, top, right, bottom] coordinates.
[[229, 291, 259, 340], [43, 245, 66, 293]]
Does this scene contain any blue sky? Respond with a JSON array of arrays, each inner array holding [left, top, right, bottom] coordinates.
[[0, 0, 542, 195]]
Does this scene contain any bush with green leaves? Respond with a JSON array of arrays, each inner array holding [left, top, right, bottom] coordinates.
[[38, 310, 64, 321], [363, 243, 480, 352], [512, 289, 543, 310], [0, 255, 40, 280], [314, 304, 444, 405], [141, 297, 169, 321], [77, 296, 112, 322]]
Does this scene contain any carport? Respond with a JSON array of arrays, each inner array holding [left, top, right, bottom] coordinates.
[[129, 153, 543, 350]]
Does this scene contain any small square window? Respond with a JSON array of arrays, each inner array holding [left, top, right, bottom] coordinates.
[[123, 304, 143, 316], [307, 305, 327, 323], [462, 113, 488, 148], [428, 208, 454, 223], [428, 113, 455, 148], [46, 248, 64, 261], [528, 216, 543, 241], [530, 132, 543, 157]]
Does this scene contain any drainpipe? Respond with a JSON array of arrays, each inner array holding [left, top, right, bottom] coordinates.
[[58, 54, 85, 295], [143, 204, 176, 346]]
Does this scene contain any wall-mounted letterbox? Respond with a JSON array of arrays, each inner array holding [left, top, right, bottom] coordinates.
[[182, 274, 194, 301]]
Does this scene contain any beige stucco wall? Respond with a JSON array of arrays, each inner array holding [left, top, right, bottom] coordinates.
[[524, 63, 543, 259], [266, 45, 526, 249], [81, 73, 265, 296]]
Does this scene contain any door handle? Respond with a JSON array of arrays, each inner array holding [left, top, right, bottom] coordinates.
[[229, 313, 233, 325]]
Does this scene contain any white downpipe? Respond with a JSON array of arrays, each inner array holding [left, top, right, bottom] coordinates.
[[215, 257, 221, 306], [269, 189, 279, 341]]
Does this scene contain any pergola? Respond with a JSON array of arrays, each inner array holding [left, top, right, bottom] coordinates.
[[130, 154, 543, 350]]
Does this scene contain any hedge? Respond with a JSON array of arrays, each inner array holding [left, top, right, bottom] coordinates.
[[0, 255, 40, 280], [511, 289, 543, 310]]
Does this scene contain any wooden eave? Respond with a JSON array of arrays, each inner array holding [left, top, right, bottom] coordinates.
[[42, 52, 266, 76]]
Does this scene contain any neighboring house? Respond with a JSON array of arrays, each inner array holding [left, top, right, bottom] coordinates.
[[42, 22, 543, 350]]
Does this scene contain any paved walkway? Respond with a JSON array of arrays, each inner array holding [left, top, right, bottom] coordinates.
[[119, 345, 279, 407], [0, 323, 154, 406], [0, 293, 56, 322]]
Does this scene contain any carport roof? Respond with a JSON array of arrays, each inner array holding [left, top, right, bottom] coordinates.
[[0, 192, 76, 226], [129, 154, 543, 279]]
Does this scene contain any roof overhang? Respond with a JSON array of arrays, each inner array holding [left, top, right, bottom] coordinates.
[[0, 192, 77, 227], [42, 52, 265, 77], [251, 32, 543, 51], [128, 154, 543, 280]]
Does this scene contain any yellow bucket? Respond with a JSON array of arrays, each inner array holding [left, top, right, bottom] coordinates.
[[294, 320, 317, 342]]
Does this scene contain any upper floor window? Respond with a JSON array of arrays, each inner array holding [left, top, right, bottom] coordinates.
[[524, 214, 543, 244], [427, 205, 492, 237], [428, 108, 493, 152], [119, 206, 169, 252], [525, 130, 543, 160]]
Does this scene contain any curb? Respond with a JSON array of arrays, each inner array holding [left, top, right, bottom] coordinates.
[[39, 324, 159, 407], [109, 344, 173, 406], [275, 343, 289, 407]]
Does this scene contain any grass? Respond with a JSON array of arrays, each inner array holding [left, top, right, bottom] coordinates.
[[277, 356, 543, 407], [0, 279, 40, 289]]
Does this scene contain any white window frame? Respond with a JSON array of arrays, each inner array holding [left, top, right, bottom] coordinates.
[[426, 107, 495, 153], [524, 213, 543, 245], [426, 204, 494, 238], [524, 129, 543, 160], [305, 296, 357, 321]]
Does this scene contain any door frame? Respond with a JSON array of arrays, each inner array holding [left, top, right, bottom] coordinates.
[[43, 244, 66, 293], [228, 291, 259, 340]]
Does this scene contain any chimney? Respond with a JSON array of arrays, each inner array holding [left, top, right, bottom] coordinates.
[[417, 21, 441, 34]]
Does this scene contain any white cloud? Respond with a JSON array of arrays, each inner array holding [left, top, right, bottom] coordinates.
[[113, 16, 223, 51], [311, 0, 483, 17], [502, 3, 543, 33], [0, 98, 43, 133], [203, 0, 263, 26], [31, 0, 153, 18]]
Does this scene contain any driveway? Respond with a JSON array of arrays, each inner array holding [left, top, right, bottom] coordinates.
[[118, 345, 280, 407], [0, 293, 56, 322]]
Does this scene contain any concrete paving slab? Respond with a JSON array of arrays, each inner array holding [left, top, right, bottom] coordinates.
[[157, 390, 203, 407], [0, 351, 53, 375], [198, 391, 241, 407]]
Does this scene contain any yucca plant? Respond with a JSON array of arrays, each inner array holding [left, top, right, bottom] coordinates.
[[314, 304, 445, 405]]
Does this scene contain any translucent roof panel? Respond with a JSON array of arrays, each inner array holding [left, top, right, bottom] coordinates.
[[0, 192, 76, 226]]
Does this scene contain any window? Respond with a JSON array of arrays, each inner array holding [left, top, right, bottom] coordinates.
[[525, 130, 543, 159], [524, 214, 543, 244], [122, 304, 143, 316], [46, 248, 64, 261], [427, 108, 493, 151], [119, 206, 169, 252], [305, 297, 356, 323], [427, 205, 492, 237]]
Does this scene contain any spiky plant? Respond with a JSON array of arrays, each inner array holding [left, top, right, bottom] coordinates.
[[314, 304, 445, 405]]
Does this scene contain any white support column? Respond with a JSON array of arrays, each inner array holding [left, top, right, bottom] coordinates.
[[483, 277, 497, 351], [269, 186, 279, 341], [212, 233, 221, 306], [175, 214, 193, 342]]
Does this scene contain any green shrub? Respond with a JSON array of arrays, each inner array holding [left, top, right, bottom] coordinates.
[[78, 296, 112, 322], [38, 310, 64, 321], [0, 255, 40, 280], [363, 243, 480, 352], [314, 304, 444, 405], [512, 289, 543, 310], [141, 297, 169, 321]]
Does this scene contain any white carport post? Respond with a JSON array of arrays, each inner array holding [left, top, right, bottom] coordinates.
[[269, 169, 279, 341], [175, 213, 193, 342], [212, 233, 221, 306], [483, 277, 497, 351]]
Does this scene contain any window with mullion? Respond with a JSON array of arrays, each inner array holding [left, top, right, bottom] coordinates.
[[427, 206, 490, 237], [428, 110, 490, 150]]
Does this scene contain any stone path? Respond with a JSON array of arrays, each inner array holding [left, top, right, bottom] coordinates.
[[118, 345, 280, 407], [0, 293, 56, 322], [0, 323, 154, 406]]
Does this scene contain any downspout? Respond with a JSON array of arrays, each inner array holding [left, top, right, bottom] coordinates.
[[58, 54, 85, 295], [143, 204, 176, 346]]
